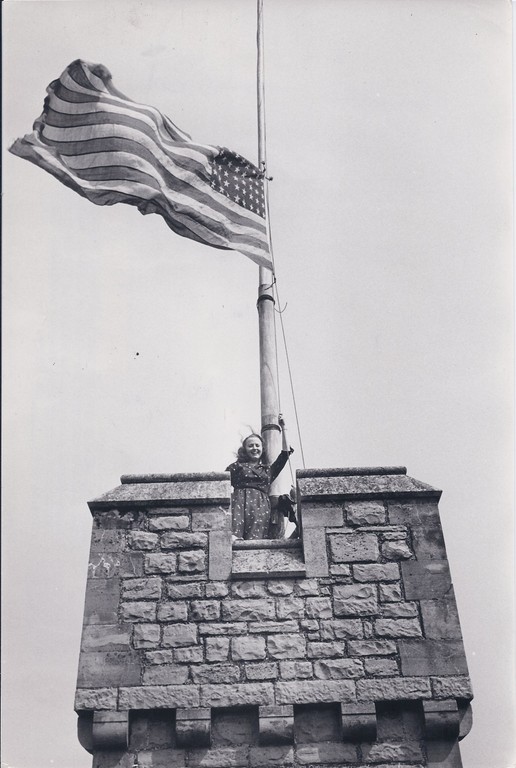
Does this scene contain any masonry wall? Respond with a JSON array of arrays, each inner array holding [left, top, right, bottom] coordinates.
[[75, 467, 473, 768]]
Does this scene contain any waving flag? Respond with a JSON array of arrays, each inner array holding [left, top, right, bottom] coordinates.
[[9, 59, 272, 270]]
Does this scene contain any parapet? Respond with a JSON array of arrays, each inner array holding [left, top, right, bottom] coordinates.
[[76, 466, 473, 767]]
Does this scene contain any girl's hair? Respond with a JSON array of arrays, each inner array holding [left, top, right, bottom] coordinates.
[[237, 433, 266, 463]]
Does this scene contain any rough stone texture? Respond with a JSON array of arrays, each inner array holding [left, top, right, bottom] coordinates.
[[333, 584, 378, 616], [276, 680, 356, 704], [119, 685, 200, 708], [78, 468, 471, 767], [296, 743, 358, 764], [330, 532, 380, 563], [346, 501, 387, 526]]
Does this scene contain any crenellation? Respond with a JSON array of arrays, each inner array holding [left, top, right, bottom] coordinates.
[[76, 468, 472, 767]]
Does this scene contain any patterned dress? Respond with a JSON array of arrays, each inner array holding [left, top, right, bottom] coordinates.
[[226, 450, 292, 540]]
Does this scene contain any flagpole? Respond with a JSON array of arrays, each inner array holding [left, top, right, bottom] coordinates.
[[256, 0, 281, 493]]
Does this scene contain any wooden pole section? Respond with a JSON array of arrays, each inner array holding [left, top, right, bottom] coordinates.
[[256, 0, 281, 488]]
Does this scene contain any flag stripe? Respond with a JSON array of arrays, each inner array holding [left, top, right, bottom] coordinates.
[[11, 59, 271, 269]]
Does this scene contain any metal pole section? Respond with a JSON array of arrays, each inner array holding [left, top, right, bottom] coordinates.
[[256, 0, 281, 484]]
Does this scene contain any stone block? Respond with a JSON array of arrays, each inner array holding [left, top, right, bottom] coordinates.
[[83, 578, 121, 625], [206, 637, 230, 662], [145, 554, 177, 575], [276, 598, 305, 620], [431, 676, 473, 700], [301, 504, 344, 527], [138, 749, 186, 768], [232, 636, 266, 661], [162, 624, 198, 647], [178, 550, 206, 573], [206, 582, 229, 598], [352, 564, 399, 582], [122, 577, 162, 600], [320, 619, 364, 640], [388, 500, 440, 525], [87, 554, 122, 579], [119, 685, 200, 709], [267, 634, 306, 659], [128, 531, 159, 551], [275, 680, 356, 704], [381, 601, 418, 618], [161, 532, 207, 549], [296, 742, 357, 765], [192, 508, 231, 530], [307, 642, 346, 659], [144, 650, 175, 665], [81, 624, 131, 652], [330, 533, 379, 563], [401, 560, 451, 599], [133, 624, 161, 648], [167, 582, 204, 599], [302, 528, 329, 578], [374, 618, 422, 638], [91, 710, 130, 751], [174, 646, 204, 663], [120, 601, 157, 622], [362, 740, 424, 763], [249, 621, 299, 634], [78, 651, 141, 687], [420, 598, 463, 639], [363, 658, 399, 676], [250, 746, 295, 765], [176, 707, 211, 748], [411, 526, 447, 560], [357, 677, 431, 701], [346, 501, 386, 526], [191, 664, 241, 684], [294, 580, 321, 596], [347, 640, 397, 656], [258, 705, 294, 745], [143, 665, 189, 685], [190, 600, 221, 622], [313, 659, 364, 679], [199, 622, 247, 636], [222, 599, 275, 622], [305, 597, 332, 619], [74, 687, 118, 710], [398, 639, 468, 676], [231, 581, 269, 598], [92, 753, 135, 768], [157, 602, 188, 622], [381, 540, 413, 560], [378, 583, 402, 602], [200, 683, 274, 707], [187, 748, 248, 768], [267, 580, 295, 596], [329, 564, 352, 577], [246, 663, 278, 681], [333, 584, 378, 617], [148, 515, 190, 531], [294, 703, 342, 742], [279, 661, 314, 680]]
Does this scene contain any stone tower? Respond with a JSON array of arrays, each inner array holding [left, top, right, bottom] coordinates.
[[75, 466, 473, 767]]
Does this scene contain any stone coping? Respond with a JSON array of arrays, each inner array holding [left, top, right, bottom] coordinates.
[[120, 472, 229, 484], [232, 539, 302, 550], [297, 467, 408, 478], [89, 479, 231, 511], [297, 472, 441, 501]]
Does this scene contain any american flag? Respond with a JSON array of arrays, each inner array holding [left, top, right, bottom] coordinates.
[[9, 59, 272, 270]]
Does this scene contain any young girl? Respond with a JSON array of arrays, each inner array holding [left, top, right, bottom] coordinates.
[[226, 415, 293, 540]]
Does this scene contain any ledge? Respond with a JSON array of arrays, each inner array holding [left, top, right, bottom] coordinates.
[[297, 471, 441, 501], [120, 472, 229, 484], [89, 478, 231, 511], [297, 467, 407, 478], [233, 539, 301, 550]]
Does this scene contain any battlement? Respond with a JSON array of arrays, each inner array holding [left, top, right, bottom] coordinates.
[[76, 467, 473, 767]]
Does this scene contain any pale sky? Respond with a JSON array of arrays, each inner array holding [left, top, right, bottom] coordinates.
[[2, 1, 514, 767]]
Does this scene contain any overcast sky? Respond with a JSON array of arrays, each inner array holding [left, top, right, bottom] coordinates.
[[2, 1, 514, 767]]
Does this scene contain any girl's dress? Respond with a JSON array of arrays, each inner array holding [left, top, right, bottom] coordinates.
[[226, 449, 292, 540]]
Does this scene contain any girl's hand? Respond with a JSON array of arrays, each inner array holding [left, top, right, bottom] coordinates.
[[278, 413, 285, 428]]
